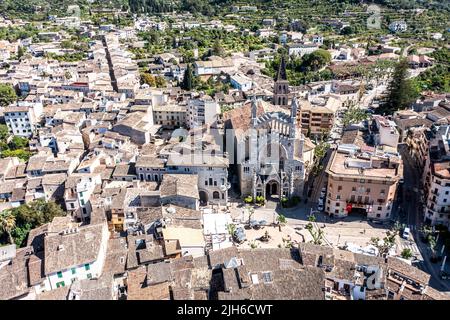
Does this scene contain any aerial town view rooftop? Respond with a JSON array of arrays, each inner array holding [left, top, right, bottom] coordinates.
[[0, 0, 449, 305]]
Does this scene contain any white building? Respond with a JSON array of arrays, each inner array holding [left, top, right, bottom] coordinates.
[[230, 73, 253, 92], [187, 96, 220, 128], [288, 43, 319, 57], [64, 174, 102, 222], [372, 115, 400, 149], [389, 21, 407, 33], [312, 35, 324, 45], [4, 101, 43, 137], [423, 126, 450, 229], [37, 217, 109, 293]]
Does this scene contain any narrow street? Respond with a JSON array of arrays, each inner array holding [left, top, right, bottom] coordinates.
[[398, 143, 450, 292]]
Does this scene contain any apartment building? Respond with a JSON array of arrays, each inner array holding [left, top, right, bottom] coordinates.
[[4, 101, 43, 137], [405, 127, 433, 173], [371, 115, 400, 149], [64, 173, 102, 222], [422, 125, 450, 229], [152, 104, 187, 129], [187, 96, 220, 129], [299, 103, 334, 136], [297, 96, 340, 137], [325, 130, 403, 220]]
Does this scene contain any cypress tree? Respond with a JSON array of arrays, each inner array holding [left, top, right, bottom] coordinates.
[[181, 64, 194, 91]]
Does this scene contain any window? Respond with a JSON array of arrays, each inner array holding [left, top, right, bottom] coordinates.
[[84, 263, 90, 271], [336, 202, 340, 207], [378, 207, 382, 210], [71, 268, 76, 275], [56, 281, 65, 288], [376, 214, 381, 218], [352, 187, 356, 192], [338, 186, 342, 191], [57, 271, 63, 278], [262, 272, 273, 283], [86, 273, 92, 279]]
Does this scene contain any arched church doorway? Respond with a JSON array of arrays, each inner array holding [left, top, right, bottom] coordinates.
[[265, 180, 279, 200], [199, 190, 208, 206]]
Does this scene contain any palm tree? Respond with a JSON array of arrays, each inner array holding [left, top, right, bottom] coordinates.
[[277, 214, 287, 232], [0, 211, 16, 244], [226, 223, 236, 237]]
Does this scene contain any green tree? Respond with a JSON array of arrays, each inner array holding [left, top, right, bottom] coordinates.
[[1, 149, 31, 161], [226, 223, 236, 237], [340, 26, 354, 35], [370, 226, 399, 257], [277, 214, 287, 231], [14, 199, 65, 228], [385, 59, 419, 114], [17, 46, 25, 59], [211, 39, 225, 57], [140, 73, 156, 87], [401, 248, 413, 259], [302, 49, 331, 71], [64, 71, 72, 80], [0, 124, 9, 141], [305, 215, 325, 245], [181, 64, 195, 91], [0, 84, 17, 107], [9, 136, 28, 149], [342, 106, 368, 126], [155, 76, 166, 88], [0, 211, 16, 244]]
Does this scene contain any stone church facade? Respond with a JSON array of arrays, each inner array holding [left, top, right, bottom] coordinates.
[[237, 97, 306, 201]]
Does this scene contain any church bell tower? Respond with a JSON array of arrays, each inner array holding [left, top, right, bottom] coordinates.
[[273, 55, 290, 107]]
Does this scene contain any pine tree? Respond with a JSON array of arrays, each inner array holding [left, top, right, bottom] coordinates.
[[385, 59, 418, 114], [181, 64, 195, 91]]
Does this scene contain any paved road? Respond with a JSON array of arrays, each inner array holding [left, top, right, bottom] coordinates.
[[398, 143, 450, 292]]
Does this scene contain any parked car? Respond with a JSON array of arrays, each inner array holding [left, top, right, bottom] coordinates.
[[402, 227, 410, 240], [320, 187, 326, 197], [317, 203, 324, 211]]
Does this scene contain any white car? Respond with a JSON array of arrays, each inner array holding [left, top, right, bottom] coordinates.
[[317, 204, 324, 211], [402, 227, 410, 240], [320, 188, 326, 197]]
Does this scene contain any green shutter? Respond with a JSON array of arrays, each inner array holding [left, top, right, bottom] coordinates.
[[71, 268, 76, 274], [84, 263, 90, 271], [57, 271, 63, 278]]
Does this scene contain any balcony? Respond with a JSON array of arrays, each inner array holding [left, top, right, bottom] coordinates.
[[431, 190, 440, 196], [346, 199, 374, 206]]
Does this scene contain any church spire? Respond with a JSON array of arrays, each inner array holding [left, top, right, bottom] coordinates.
[[251, 95, 258, 126], [291, 96, 298, 119], [275, 55, 288, 82]]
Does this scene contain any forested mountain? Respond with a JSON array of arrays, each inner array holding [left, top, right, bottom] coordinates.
[[1, 0, 448, 19]]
